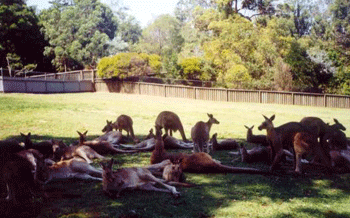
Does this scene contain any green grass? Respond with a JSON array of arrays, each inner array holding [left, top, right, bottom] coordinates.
[[1, 92, 350, 218]]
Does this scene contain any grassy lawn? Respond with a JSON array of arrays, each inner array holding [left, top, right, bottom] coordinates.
[[1, 92, 350, 218]]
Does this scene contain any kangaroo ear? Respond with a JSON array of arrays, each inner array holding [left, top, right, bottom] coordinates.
[[244, 125, 248, 129], [270, 115, 275, 121], [333, 118, 339, 124], [28, 132, 31, 137], [20, 132, 25, 137], [262, 115, 268, 120], [207, 113, 213, 118], [251, 125, 254, 129], [77, 131, 82, 136], [83, 130, 88, 135]]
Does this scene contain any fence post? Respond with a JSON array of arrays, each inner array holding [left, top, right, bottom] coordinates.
[[164, 84, 167, 97], [80, 70, 83, 81], [259, 90, 262, 104], [324, 94, 327, 107], [292, 93, 294, 105]]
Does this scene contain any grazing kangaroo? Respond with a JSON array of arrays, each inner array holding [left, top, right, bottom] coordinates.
[[210, 133, 238, 151], [191, 113, 220, 153], [244, 125, 269, 146], [52, 140, 106, 164], [100, 120, 126, 145], [151, 126, 270, 175], [155, 111, 188, 142], [99, 158, 180, 198], [37, 156, 103, 183], [113, 115, 139, 143], [77, 131, 138, 155], [20, 132, 54, 158]]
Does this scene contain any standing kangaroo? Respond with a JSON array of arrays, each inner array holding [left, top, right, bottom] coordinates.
[[244, 125, 269, 146], [155, 111, 188, 142], [113, 115, 139, 143], [191, 113, 220, 153]]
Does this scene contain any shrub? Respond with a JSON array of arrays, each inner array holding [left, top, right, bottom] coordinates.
[[97, 53, 161, 78]]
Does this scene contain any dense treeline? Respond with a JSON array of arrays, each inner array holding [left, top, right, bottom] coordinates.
[[1, 0, 350, 94]]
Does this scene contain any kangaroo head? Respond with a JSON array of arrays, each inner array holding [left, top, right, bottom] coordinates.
[[333, 118, 346, 131], [258, 114, 275, 131], [102, 120, 114, 133], [207, 113, 220, 125], [77, 131, 88, 143], [155, 125, 163, 138]]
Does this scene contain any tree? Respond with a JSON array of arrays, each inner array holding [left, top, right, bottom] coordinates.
[[0, 0, 50, 71], [40, 0, 118, 71]]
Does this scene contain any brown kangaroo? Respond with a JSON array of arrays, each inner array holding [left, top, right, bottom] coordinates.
[[20, 132, 54, 158], [300, 117, 347, 150], [244, 125, 269, 146], [210, 133, 238, 151], [2, 152, 47, 204], [258, 114, 323, 172], [293, 132, 331, 174], [113, 115, 139, 143], [52, 140, 106, 164], [150, 126, 270, 175], [99, 158, 180, 198], [191, 113, 220, 153], [37, 156, 103, 183], [239, 144, 272, 164], [77, 131, 138, 155], [155, 111, 188, 142]]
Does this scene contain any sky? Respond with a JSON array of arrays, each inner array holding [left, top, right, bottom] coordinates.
[[26, 0, 179, 28]]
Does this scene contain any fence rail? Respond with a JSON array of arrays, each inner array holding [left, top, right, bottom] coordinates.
[[2, 69, 350, 108], [94, 79, 350, 108]]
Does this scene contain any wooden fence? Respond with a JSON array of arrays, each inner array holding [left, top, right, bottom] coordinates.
[[94, 79, 350, 108]]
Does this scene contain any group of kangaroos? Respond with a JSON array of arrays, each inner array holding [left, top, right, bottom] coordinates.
[[1, 110, 350, 204]]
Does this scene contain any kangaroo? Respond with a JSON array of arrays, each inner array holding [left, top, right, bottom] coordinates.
[[113, 115, 139, 143], [155, 111, 188, 142], [210, 133, 238, 151], [191, 113, 220, 153], [77, 131, 138, 155], [330, 149, 350, 173], [20, 132, 54, 158], [99, 158, 180, 198], [239, 144, 272, 164], [52, 140, 106, 164], [300, 117, 347, 150], [258, 114, 322, 172], [293, 132, 331, 174], [2, 152, 47, 204], [150, 126, 270, 175], [100, 120, 127, 145], [244, 125, 269, 146], [37, 156, 103, 184]]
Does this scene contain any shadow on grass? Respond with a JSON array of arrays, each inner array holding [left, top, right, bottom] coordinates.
[[2, 134, 350, 217]]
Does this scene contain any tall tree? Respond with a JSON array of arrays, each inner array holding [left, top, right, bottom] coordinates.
[[40, 0, 118, 71], [0, 0, 49, 72]]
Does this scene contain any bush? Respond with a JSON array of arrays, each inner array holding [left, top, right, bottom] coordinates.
[[97, 53, 161, 78]]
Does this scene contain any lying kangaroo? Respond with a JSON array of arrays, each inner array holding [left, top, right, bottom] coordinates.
[[151, 126, 270, 175], [120, 129, 193, 151], [210, 133, 238, 151], [20, 132, 54, 158], [38, 156, 103, 183], [100, 120, 126, 145], [113, 115, 139, 143], [239, 144, 272, 164], [191, 113, 220, 153], [244, 125, 269, 146], [77, 131, 138, 155], [155, 111, 188, 142], [52, 140, 106, 164], [100, 158, 180, 198]]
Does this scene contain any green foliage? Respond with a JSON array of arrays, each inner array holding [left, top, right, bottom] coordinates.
[[40, 0, 118, 71], [0, 0, 49, 71], [178, 57, 203, 80], [96, 53, 161, 78]]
